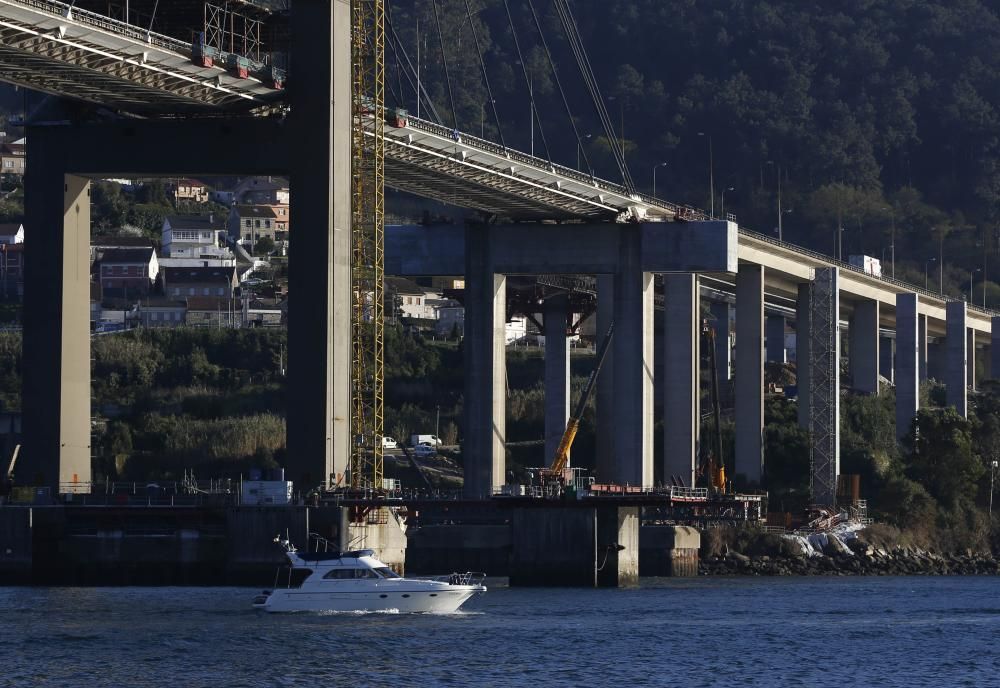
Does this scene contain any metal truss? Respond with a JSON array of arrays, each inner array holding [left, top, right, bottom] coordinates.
[[808, 267, 839, 507], [349, 0, 385, 490]]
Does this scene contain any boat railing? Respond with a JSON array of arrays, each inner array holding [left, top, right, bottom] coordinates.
[[439, 572, 486, 587]]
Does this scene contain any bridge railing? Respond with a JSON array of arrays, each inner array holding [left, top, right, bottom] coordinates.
[[738, 227, 1000, 317], [11, 0, 191, 54]]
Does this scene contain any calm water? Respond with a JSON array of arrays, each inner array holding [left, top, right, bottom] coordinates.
[[1, 577, 998, 687]]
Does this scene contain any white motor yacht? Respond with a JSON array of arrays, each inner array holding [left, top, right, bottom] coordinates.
[[252, 537, 486, 613]]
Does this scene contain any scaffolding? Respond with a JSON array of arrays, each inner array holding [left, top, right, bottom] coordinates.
[[808, 267, 839, 507], [349, 0, 385, 490], [204, 2, 264, 63]]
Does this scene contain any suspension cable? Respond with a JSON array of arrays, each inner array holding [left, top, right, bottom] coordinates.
[[463, 0, 506, 149], [431, 0, 459, 130], [384, 4, 444, 124], [525, 0, 593, 175], [550, 0, 635, 192], [501, 0, 553, 163]]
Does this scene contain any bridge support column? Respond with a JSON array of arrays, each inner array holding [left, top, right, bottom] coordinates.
[[766, 315, 786, 363], [850, 300, 879, 395], [735, 264, 764, 484], [464, 229, 507, 497], [879, 336, 895, 384], [663, 274, 699, 488], [22, 156, 91, 490], [710, 302, 731, 382], [544, 294, 571, 466], [992, 317, 1000, 379], [919, 315, 928, 381], [613, 227, 653, 486], [595, 275, 616, 482], [796, 284, 811, 430], [896, 294, 920, 441], [286, 0, 352, 489], [946, 302, 968, 418], [967, 330, 977, 392], [809, 268, 840, 506]]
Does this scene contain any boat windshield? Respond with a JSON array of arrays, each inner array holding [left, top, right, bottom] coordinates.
[[375, 567, 400, 579]]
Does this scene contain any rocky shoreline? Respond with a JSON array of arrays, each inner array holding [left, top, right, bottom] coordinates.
[[699, 537, 1000, 576]]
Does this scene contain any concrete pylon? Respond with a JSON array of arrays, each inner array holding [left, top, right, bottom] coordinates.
[[22, 165, 92, 489], [662, 274, 699, 488], [544, 294, 571, 466], [993, 317, 1000, 380], [613, 227, 653, 487], [735, 264, 764, 484], [919, 314, 928, 381], [766, 315, 786, 363], [796, 283, 811, 429], [463, 229, 507, 498], [285, 0, 352, 489], [946, 301, 968, 418], [896, 294, 920, 441], [850, 300, 879, 394], [595, 275, 616, 482], [967, 329, 977, 392]]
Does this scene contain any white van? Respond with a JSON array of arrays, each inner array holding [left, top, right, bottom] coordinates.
[[380, 436, 399, 449], [409, 434, 442, 447]]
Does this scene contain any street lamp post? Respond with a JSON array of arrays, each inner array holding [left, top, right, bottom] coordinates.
[[882, 206, 896, 278], [651, 162, 668, 198], [925, 257, 936, 291], [720, 186, 735, 220], [698, 132, 715, 217]]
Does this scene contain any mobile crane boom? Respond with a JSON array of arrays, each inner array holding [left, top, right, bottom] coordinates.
[[549, 321, 614, 473]]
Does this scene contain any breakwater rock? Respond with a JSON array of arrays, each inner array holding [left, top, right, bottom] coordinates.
[[699, 536, 1000, 576]]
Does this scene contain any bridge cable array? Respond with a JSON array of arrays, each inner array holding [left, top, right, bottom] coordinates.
[[385, 3, 445, 125], [431, 0, 460, 131], [463, 0, 507, 150], [501, 0, 554, 165]]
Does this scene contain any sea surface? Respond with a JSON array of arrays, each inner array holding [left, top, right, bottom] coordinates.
[[1, 576, 998, 687]]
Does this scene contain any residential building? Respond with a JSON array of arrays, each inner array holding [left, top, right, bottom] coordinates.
[[186, 295, 238, 328], [0, 223, 24, 244], [235, 176, 290, 205], [0, 142, 25, 175], [229, 205, 285, 246], [162, 214, 229, 259], [172, 179, 210, 204], [386, 277, 443, 320], [98, 247, 158, 298], [243, 297, 284, 327], [138, 299, 186, 328], [161, 265, 238, 299]]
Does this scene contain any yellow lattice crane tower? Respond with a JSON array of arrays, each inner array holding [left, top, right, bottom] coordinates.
[[349, 0, 385, 490]]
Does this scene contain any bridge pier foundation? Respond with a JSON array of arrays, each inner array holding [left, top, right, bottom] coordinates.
[[663, 274, 699, 488], [850, 300, 880, 394], [735, 264, 764, 485], [896, 294, 920, 440], [946, 302, 968, 418], [544, 294, 571, 466]]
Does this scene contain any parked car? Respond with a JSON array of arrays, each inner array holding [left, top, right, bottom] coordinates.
[[412, 443, 437, 458], [380, 436, 398, 449], [409, 434, 442, 447]]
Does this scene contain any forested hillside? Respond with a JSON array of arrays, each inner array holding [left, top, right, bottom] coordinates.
[[390, 0, 1000, 300]]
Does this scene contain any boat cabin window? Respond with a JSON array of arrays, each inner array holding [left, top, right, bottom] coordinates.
[[374, 567, 400, 579], [322, 568, 379, 580]]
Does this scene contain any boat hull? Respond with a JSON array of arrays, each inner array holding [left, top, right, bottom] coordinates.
[[255, 585, 485, 613]]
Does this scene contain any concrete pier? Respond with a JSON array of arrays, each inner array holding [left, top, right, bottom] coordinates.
[[946, 301, 968, 417], [544, 294, 571, 465], [613, 227, 653, 486], [596, 275, 616, 482], [463, 228, 507, 498], [919, 315, 928, 381], [850, 300, 879, 394], [766, 315, 786, 363], [896, 294, 920, 440], [639, 526, 701, 577], [510, 506, 638, 587], [662, 273, 699, 487], [796, 283, 811, 429], [993, 317, 1000, 380], [967, 330, 977, 392], [735, 264, 765, 484]]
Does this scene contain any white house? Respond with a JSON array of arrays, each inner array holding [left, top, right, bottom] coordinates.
[[162, 214, 229, 259], [0, 223, 23, 244]]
